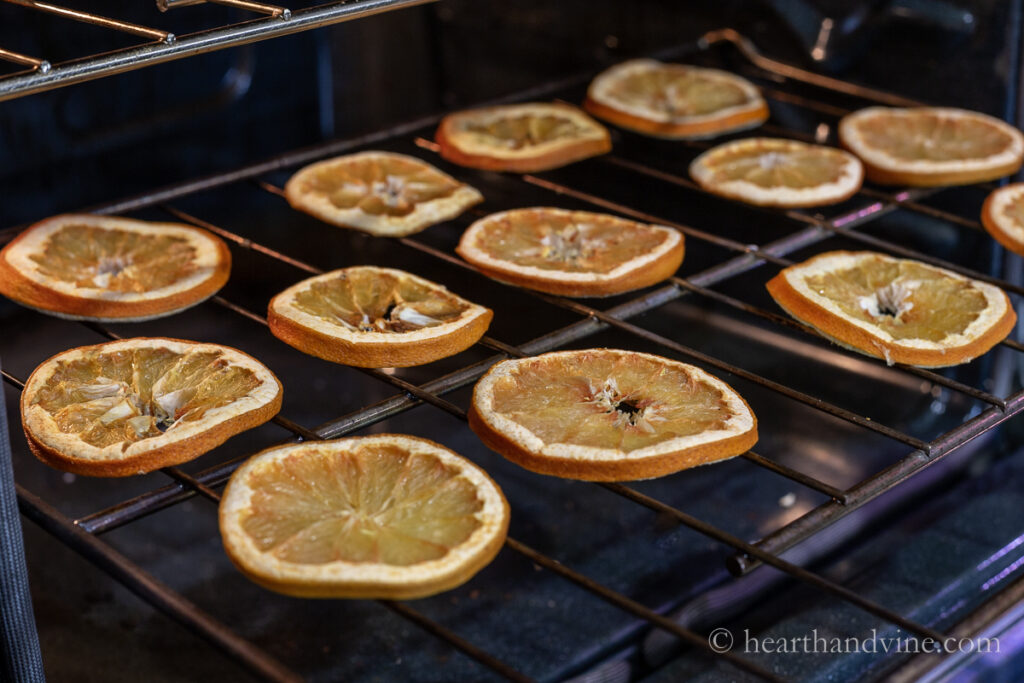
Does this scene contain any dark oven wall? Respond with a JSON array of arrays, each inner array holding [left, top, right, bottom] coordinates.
[[2, 0, 1015, 228]]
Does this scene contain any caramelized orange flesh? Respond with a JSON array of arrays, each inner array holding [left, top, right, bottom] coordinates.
[[240, 444, 483, 565], [291, 270, 469, 333], [32, 348, 260, 449], [31, 224, 198, 292], [855, 113, 1013, 161], [605, 69, 749, 116], [705, 145, 850, 188], [300, 156, 462, 217], [473, 212, 668, 274], [460, 115, 589, 149], [489, 352, 730, 452], [806, 259, 987, 341]]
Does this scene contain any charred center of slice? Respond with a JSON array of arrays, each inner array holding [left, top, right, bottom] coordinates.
[[291, 269, 470, 334], [304, 157, 461, 217], [31, 224, 199, 293], [240, 444, 483, 565], [804, 259, 988, 341], [31, 347, 261, 450], [488, 353, 734, 453]]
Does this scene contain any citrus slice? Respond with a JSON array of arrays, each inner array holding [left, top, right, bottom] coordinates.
[[456, 208, 684, 297], [982, 183, 1024, 256], [469, 349, 757, 481], [0, 214, 231, 322], [268, 266, 492, 368], [435, 102, 612, 172], [766, 251, 1016, 367], [284, 151, 483, 237], [219, 434, 509, 599], [838, 107, 1024, 186], [21, 338, 282, 477], [584, 59, 769, 139], [689, 137, 863, 207]]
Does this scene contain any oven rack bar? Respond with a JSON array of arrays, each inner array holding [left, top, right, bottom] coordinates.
[[0, 0, 438, 103], [4, 29, 1022, 681]]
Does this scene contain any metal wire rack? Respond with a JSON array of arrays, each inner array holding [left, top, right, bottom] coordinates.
[[0, 0, 436, 102], [4, 28, 1024, 682]]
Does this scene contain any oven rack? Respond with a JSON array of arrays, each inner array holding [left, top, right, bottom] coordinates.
[[0, 0, 435, 103], [3, 29, 1024, 682]]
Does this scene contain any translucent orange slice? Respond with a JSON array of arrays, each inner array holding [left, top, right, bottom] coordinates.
[[268, 266, 492, 367], [435, 102, 611, 172], [0, 214, 231, 321], [21, 338, 282, 476], [469, 349, 757, 481], [766, 251, 1016, 367], [839, 107, 1024, 186], [584, 59, 768, 139], [456, 207, 683, 297], [219, 434, 509, 599], [689, 138, 863, 207], [285, 151, 483, 237]]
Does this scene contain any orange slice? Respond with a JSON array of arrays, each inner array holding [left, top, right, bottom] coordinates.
[[766, 251, 1016, 367], [838, 107, 1024, 186], [584, 59, 769, 139], [268, 266, 492, 368], [219, 434, 509, 599], [469, 349, 758, 481], [689, 138, 863, 207], [435, 102, 611, 172], [456, 208, 684, 297], [0, 214, 231, 322], [982, 183, 1024, 256], [284, 151, 483, 237], [21, 338, 282, 477]]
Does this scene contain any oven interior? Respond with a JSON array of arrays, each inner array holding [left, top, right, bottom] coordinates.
[[3, 2, 1024, 682]]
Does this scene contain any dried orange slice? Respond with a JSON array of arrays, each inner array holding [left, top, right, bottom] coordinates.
[[838, 107, 1024, 186], [584, 59, 769, 139], [21, 338, 282, 477], [982, 183, 1024, 256], [469, 349, 758, 481], [435, 102, 611, 172], [766, 251, 1016, 367], [219, 434, 509, 599], [268, 266, 492, 368], [0, 214, 231, 322], [284, 151, 482, 237], [689, 138, 863, 207], [456, 208, 683, 297]]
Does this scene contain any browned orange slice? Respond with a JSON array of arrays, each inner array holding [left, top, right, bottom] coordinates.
[[469, 349, 758, 481], [766, 251, 1016, 367], [219, 434, 509, 599], [0, 214, 231, 321], [21, 338, 283, 477], [284, 151, 483, 237], [982, 182, 1024, 256], [689, 138, 863, 207], [435, 102, 611, 172], [584, 59, 769, 139], [838, 107, 1024, 186], [456, 208, 683, 297], [268, 266, 492, 368]]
